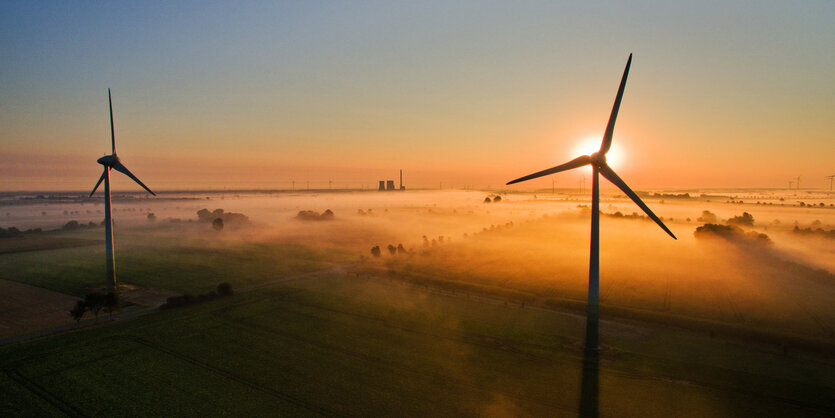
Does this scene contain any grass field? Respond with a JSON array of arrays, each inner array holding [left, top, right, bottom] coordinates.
[[0, 229, 354, 297], [1, 273, 833, 417]]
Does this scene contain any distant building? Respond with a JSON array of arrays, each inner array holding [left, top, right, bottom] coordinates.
[[386, 180, 395, 191], [378, 181, 385, 191]]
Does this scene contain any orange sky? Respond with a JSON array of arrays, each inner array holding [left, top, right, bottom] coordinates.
[[1, 2, 833, 191]]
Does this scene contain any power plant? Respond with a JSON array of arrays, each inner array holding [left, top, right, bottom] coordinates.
[[378, 170, 406, 191]]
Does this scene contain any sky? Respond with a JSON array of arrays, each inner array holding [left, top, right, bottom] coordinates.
[[1, 1, 833, 191]]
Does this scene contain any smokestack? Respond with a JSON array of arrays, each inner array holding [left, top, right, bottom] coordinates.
[[400, 170, 402, 189]]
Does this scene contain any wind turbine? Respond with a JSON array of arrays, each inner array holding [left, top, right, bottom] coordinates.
[[506, 54, 676, 350], [826, 175, 834, 192], [89, 89, 156, 289]]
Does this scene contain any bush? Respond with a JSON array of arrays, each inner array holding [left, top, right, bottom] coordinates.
[[162, 283, 233, 309], [217, 282, 234, 296], [694, 223, 770, 243], [296, 210, 335, 221], [198, 208, 249, 224]]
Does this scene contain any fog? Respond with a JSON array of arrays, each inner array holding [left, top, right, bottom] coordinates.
[[2, 189, 833, 339]]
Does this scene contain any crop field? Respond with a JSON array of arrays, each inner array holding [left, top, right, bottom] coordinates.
[[1, 190, 833, 415], [0, 229, 354, 297], [0, 280, 80, 339], [1, 273, 833, 417]]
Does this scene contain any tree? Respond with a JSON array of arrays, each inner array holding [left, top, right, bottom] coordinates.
[[217, 282, 234, 297], [104, 292, 120, 319], [70, 301, 87, 323], [371, 245, 381, 258], [147, 212, 157, 222], [84, 293, 105, 319], [397, 243, 407, 254], [212, 217, 224, 231], [483, 197, 492, 203], [387, 244, 397, 255], [697, 210, 717, 223], [492, 195, 502, 202], [727, 212, 754, 227]]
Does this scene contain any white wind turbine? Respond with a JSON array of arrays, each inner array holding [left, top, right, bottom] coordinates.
[[89, 89, 156, 288], [507, 54, 676, 350]]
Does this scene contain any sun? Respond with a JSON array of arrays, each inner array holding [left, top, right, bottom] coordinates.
[[570, 135, 624, 169]]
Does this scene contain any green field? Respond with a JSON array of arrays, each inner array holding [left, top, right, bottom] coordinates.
[[2, 273, 833, 416], [0, 229, 354, 297]]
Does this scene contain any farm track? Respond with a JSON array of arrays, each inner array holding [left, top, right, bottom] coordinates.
[[3, 366, 87, 418]]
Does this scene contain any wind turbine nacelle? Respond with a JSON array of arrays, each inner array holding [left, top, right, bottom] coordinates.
[[97, 154, 120, 166], [590, 152, 606, 167]]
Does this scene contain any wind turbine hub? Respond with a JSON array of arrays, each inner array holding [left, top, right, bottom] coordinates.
[[590, 152, 606, 167], [97, 154, 120, 166]]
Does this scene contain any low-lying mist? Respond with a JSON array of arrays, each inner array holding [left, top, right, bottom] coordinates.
[[3, 189, 833, 340]]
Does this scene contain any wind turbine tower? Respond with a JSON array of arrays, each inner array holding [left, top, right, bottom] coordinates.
[[507, 54, 675, 350], [89, 89, 156, 289], [826, 175, 835, 192]]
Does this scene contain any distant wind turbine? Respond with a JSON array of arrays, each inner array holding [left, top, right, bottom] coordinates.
[[89, 89, 156, 289], [507, 54, 676, 350], [826, 175, 834, 192]]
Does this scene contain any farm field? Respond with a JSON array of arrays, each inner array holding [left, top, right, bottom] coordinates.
[[1, 273, 833, 416], [0, 280, 80, 340], [1, 189, 833, 416], [0, 229, 354, 297]]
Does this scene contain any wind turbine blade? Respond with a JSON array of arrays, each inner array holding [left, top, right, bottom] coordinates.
[[109, 88, 115, 154], [598, 164, 676, 239], [89, 168, 107, 197], [506, 155, 591, 185], [599, 53, 632, 154], [113, 162, 156, 196]]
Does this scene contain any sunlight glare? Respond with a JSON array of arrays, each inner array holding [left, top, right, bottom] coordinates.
[[571, 136, 624, 170]]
